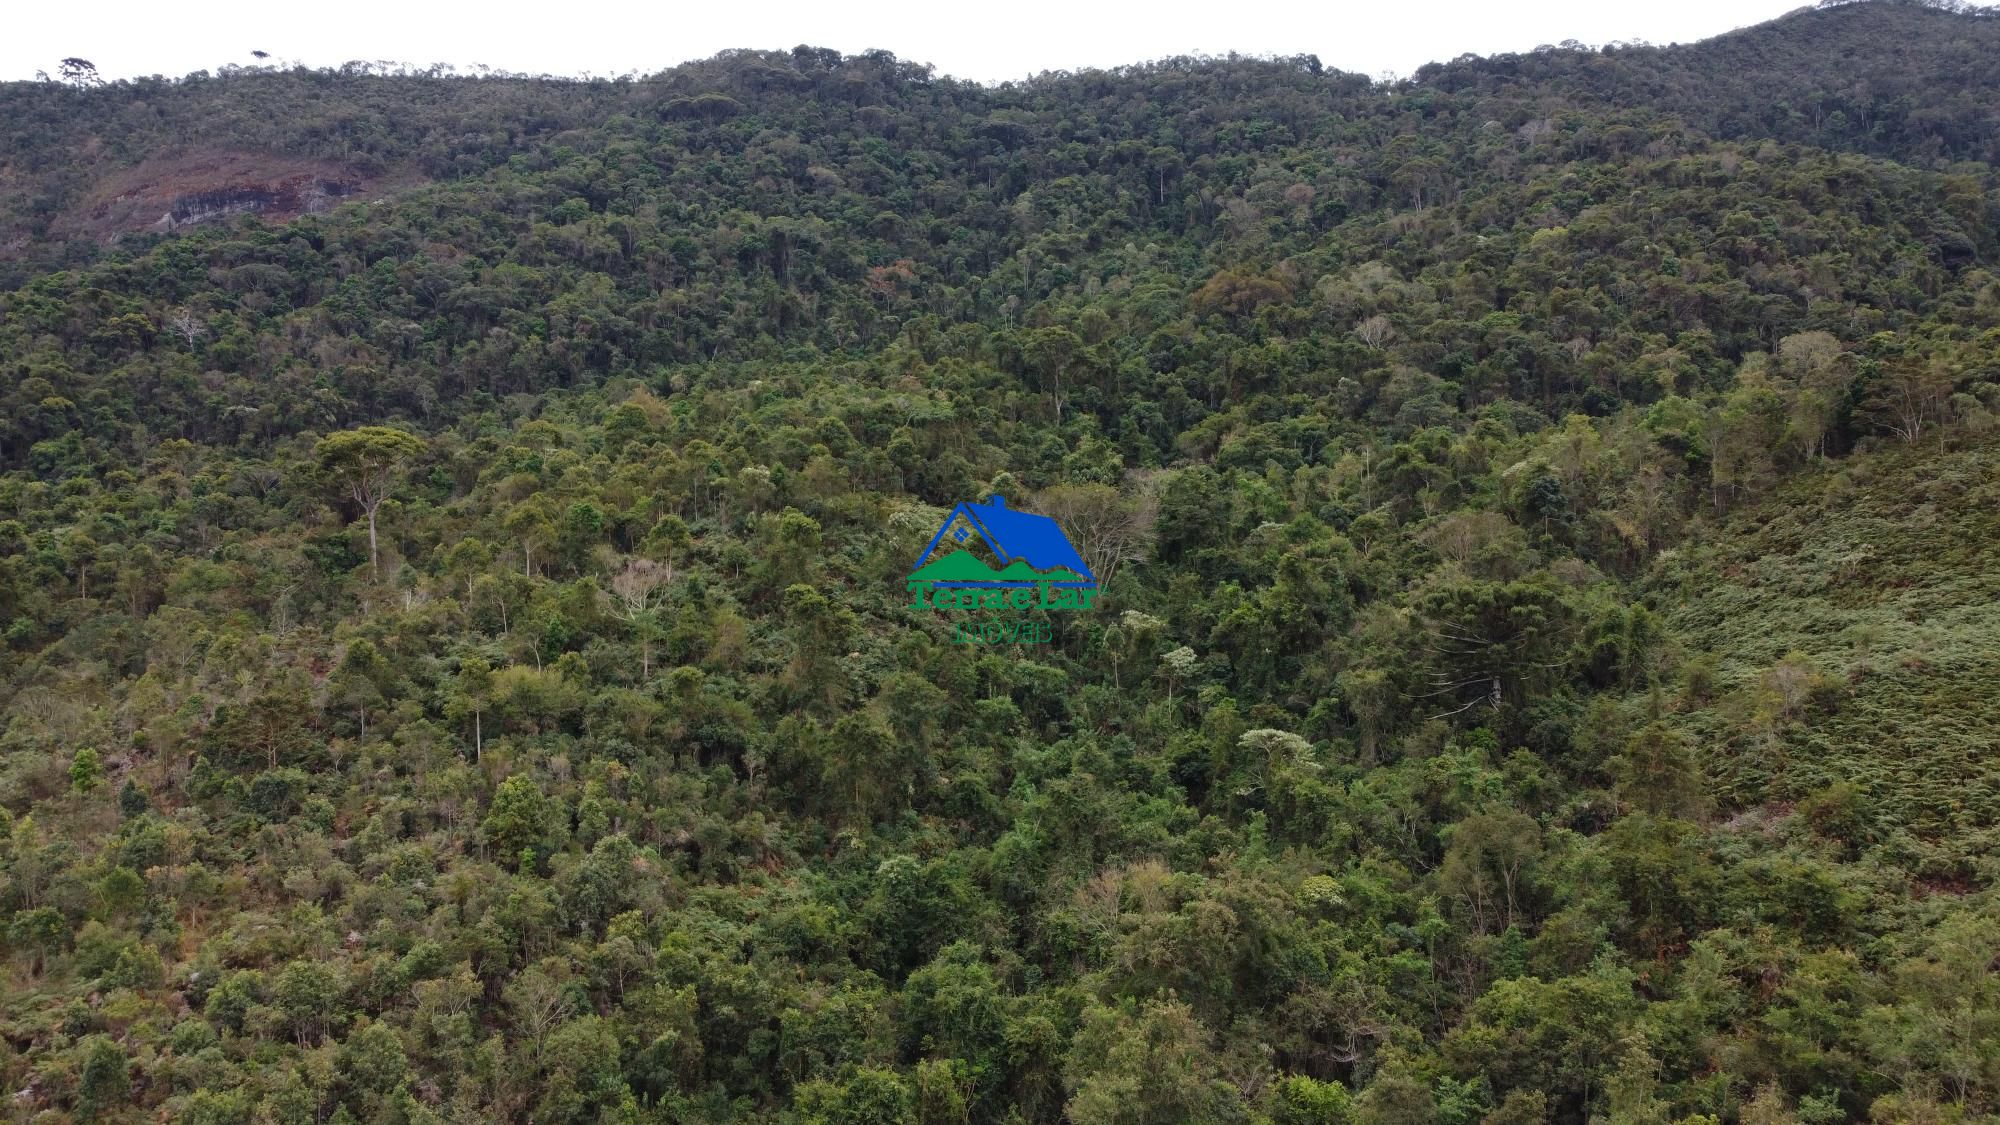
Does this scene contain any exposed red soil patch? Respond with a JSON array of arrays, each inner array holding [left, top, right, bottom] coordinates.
[[50, 149, 387, 242]]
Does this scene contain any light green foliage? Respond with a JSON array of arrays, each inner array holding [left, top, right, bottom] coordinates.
[[68, 746, 101, 792], [272, 958, 343, 1045], [1064, 1000, 1246, 1124]]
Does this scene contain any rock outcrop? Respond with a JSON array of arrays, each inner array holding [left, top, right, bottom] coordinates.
[[49, 149, 388, 244]]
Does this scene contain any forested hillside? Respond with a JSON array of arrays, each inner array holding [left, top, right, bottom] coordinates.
[[1416, 0, 2000, 167], [2, 1, 1998, 1121]]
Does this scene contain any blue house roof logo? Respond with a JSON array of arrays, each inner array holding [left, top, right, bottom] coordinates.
[[907, 496, 1098, 600]]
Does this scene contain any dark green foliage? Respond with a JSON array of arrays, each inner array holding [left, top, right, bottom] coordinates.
[[76, 1035, 129, 1119]]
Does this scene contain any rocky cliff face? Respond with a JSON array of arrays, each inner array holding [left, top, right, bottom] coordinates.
[[50, 150, 388, 244], [154, 173, 361, 231]]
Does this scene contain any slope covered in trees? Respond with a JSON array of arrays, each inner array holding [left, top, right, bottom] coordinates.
[[1, 2, 1998, 1121], [1416, 0, 2000, 167]]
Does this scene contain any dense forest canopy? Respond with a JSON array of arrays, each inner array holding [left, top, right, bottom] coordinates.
[[1, 1, 1998, 1121]]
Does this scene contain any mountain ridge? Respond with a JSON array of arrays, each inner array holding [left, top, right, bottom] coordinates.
[[2, 0, 1997, 281]]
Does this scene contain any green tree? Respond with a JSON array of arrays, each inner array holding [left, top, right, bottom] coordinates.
[[484, 774, 559, 870], [1437, 807, 1542, 934], [445, 655, 495, 761], [9, 907, 67, 977], [782, 584, 857, 713], [313, 426, 426, 577], [273, 958, 343, 1045], [337, 1021, 410, 1114], [795, 1066, 916, 1125], [1064, 1000, 1247, 1124], [69, 746, 102, 793], [1611, 723, 1705, 817], [329, 638, 390, 740], [76, 1035, 130, 1120], [1023, 326, 1084, 424]]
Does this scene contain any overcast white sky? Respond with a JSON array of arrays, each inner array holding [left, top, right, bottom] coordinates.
[[5, 0, 1828, 85]]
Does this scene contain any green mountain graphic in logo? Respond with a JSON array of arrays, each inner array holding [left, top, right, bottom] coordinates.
[[995, 560, 1086, 584], [908, 550, 1003, 584], [906, 551, 1085, 586]]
